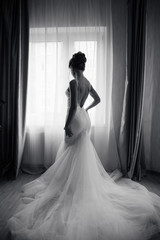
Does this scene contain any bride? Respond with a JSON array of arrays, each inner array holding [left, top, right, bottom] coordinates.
[[8, 52, 160, 240]]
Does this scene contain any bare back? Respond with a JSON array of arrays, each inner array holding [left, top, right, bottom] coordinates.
[[67, 77, 100, 109], [76, 78, 91, 107], [66, 78, 91, 107]]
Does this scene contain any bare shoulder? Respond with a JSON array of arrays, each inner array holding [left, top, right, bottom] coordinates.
[[69, 79, 77, 85], [69, 79, 78, 90], [83, 78, 91, 90]]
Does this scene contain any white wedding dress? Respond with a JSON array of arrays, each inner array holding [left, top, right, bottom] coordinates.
[[8, 88, 160, 240]]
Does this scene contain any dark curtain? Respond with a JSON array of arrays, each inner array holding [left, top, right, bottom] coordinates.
[[119, 0, 147, 181], [0, 0, 29, 179], [111, 0, 127, 174]]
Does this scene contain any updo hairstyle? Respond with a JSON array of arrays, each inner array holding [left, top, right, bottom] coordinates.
[[69, 52, 87, 71]]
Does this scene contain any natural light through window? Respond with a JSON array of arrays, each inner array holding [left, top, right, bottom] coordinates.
[[27, 42, 63, 126], [26, 27, 106, 128]]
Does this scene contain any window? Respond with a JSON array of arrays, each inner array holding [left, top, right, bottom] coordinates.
[[26, 27, 106, 127]]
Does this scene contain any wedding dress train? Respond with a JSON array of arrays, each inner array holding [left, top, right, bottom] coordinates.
[[8, 106, 160, 240]]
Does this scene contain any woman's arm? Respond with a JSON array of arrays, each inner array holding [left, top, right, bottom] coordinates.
[[64, 80, 77, 137], [85, 84, 101, 111]]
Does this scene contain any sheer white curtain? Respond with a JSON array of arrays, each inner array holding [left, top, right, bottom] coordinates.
[[22, 0, 116, 173], [142, 0, 160, 173]]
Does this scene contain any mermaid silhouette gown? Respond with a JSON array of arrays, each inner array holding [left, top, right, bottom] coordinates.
[[8, 85, 160, 240]]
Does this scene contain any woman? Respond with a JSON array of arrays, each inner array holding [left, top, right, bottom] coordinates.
[[8, 52, 160, 240], [64, 52, 100, 140]]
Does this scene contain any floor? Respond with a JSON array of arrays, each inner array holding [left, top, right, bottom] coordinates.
[[0, 171, 160, 240]]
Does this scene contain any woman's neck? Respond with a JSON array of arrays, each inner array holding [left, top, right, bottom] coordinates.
[[75, 71, 84, 81]]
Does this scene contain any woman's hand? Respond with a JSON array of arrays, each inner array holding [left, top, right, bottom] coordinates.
[[64, 126, 73, 138]]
